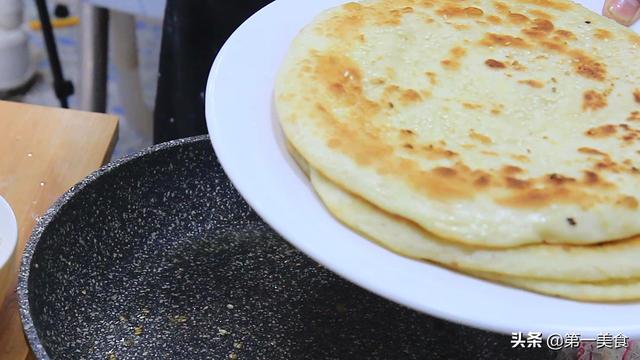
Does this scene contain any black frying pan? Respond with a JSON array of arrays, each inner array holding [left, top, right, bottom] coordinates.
[[17, 136, 552, 359]]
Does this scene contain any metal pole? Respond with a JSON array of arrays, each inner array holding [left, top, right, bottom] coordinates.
[[33, 0, 73, 108], [78, 3, 108, 112]]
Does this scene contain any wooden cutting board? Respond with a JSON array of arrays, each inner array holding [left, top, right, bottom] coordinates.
[[0, 100, 118, 360]]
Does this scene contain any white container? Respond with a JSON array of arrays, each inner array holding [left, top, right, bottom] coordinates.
[[86, 0, 166, 20], [0, 195, 17, 300], [0, 29, 33, 90], [0, 0, 23, 30]]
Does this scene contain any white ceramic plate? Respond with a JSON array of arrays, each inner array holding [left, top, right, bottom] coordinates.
[[0, 195, 17, 297], [206, 0, 640, 338]]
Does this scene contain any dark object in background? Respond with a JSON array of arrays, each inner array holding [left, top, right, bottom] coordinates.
[[19, 136, 554, 360], [53, 4, 70, 18], [33, 0, 74, 108], [153, 1, 273, 144]]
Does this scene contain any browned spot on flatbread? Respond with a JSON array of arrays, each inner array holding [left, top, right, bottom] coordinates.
[[502, 165, 524, 175], [518, 79, 544, 88], [314, 102, 387, 168], [312, 54, 381, 118], [441, 46, 467, 70], [539, 39, 565, 51], [634, 89, 640, 103], [342, 2, 363, 11], [493, 1, 510, 13], [381, 10, 403, 26], [384, 84, 400, 94], [508, 13, 530, 24], [425, 72, 437, 85], [333, 1, 425, 31], [531, 18, 554, 32], [450, 47, 466, 58], [400, 89, 422, 104], [517, 0, 572, 10], [464, 6, 484, 16], [582, 90, 608, 111], [486, 15, 502, 24], [593, 157, 622, 173], [485, 59, 506, 68], [528, 9, 553, 19], [315, 55, 366, 106], [491, 104, 504, 115], [433, 167, 457, 177], [619, 124, 640, 144], [384, 84, 429, 107], [571, 51, 606, 81], [463, 102, 483, 110], [436, 5, 484, 18], [511, 154, 530, 162], [547, 173, 576, 186], [508, 20, 606, 82], [623, 133, 638, 142], [469, 130, 492, 144], [583, 171, 600, 185], [585, 124, 617, 137], [420, 144, 458, 160], [323, 3, 367, 38], [479, 33, 530, 48], [617, 196, 639, 209], [628, 111, 640, 121], [399, 129, 416, 137], [505, 177, 531, 189], [520, 18, 555, 40], [510, 61, 527, 71], [474, 174, 492, 187], [579, 147, 607, 156], [553, 29, 576, 41], [594, 29, 613, 40], [497, 188, 588, 208]]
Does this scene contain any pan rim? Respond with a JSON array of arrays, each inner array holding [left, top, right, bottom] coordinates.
[[17, 135, 210, 360]]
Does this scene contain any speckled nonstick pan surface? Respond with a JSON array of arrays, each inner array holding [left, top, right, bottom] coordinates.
[[17, 136, 552, 360]]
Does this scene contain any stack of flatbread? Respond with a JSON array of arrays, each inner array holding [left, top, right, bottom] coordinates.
[[275, 0, 640, 302]]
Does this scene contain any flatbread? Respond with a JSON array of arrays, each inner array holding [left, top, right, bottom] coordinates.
[[287, 140, 640, 299], [477, 271, 640, 302], [309, 166, 640, 283], [276, 0, 640, 247]]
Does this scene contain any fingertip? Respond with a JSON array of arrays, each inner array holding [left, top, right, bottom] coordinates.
[[602, 0, 640, 26]]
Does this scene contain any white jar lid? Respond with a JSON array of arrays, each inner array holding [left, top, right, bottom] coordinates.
[[0, 194, 17, 278], [0, 29, 33, 90]]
